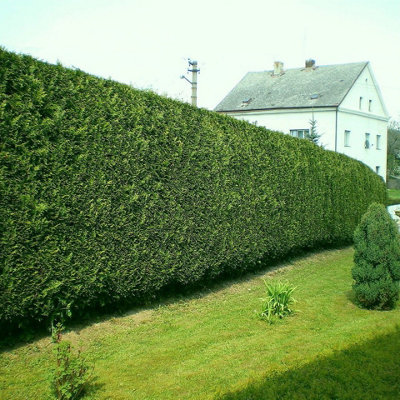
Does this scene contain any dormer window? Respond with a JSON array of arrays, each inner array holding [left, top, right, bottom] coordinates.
[[240, 98, 252, 108]]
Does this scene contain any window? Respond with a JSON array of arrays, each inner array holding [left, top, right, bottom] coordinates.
[[368, 99, 372, 112], [376, 166, 380, 174], [240, 98, 252, 108], [365, 133, 370, 149], [290, 129, 309, 139], [359, 96, 363, 110], [344, 130, 351, 147], [376, 134, 381, 150]]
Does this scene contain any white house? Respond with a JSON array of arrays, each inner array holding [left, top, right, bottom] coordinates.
[[214, 60, 389, 181]]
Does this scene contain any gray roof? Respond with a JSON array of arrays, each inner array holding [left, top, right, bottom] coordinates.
[[214, 62, 368, 112]]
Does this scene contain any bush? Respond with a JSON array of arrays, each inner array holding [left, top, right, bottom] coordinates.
[[0, 48, 386, 332], [352, 203, 400, 309], [259, 281, 296, 323], [51, 324, 91, 400]]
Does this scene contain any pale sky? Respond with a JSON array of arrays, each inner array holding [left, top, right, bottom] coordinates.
[[1, 0, 400, 118]]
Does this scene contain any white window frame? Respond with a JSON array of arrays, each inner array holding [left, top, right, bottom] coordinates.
[[344, 130, 350, 147], [290, 129, 309, 139], [365, 132, 371, 149], [376, 134, 381, 150]]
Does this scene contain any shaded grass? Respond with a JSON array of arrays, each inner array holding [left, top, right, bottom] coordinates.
[[387, 188, 400, 199], [218, 327, 400, 400], [386, 188, 400, 205], [1, 247, 399, 399]]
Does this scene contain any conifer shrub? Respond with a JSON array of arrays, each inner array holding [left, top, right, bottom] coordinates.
[[352, 203, 400, 309], [0, 48, 386, 332]]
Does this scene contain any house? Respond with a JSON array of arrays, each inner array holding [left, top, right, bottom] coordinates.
[[214, 60, 389, 181]]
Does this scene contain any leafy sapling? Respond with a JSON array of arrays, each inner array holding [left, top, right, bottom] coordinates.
[[50, 321, 92, 399]]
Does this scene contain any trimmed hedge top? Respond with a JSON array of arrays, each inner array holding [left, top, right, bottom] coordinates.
[[0, 48, 386, 330]]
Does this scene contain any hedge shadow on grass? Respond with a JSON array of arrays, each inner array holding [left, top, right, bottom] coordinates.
[[216, 325, 400, 400], [0, 244, 348, 353]]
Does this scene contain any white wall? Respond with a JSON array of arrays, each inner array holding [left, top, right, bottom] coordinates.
[[337, 110, 387, 180], [340, 64, 387, 117], [338, 63, 388, 180], [231, 108, 337, 149]]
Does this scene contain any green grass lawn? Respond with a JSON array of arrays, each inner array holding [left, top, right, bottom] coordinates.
[[387, 188, 400, 199], [387, 188, 400, 205], [1, 247, 399, 399]]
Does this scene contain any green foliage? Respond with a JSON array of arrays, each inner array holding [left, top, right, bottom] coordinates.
[[2, 248, 400, 400], [305, 118, 322, 145], [259, 281, 295, 323], [51, 325, 91, 400], [0, 48, 386, 332], [387, 120, 400, 177], [352, 203, 400, 309]]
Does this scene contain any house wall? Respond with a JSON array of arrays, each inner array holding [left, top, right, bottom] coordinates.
[[337, 110, 387, 180], [338, 63, 388, 180], [230, 108, 337, 149], [340, 64, 386, 117]]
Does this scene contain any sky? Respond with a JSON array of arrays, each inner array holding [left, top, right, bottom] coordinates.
[[1, 0, 400, 119]]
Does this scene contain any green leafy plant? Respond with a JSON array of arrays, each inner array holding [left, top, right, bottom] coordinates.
[[259, 280, 296, 323], [352, 203, 400, 310], [50, 323, 91, 400]]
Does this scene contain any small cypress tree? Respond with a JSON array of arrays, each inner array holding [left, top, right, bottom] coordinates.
[[352, 203, 400, 309], [305, 118, 321, 145]]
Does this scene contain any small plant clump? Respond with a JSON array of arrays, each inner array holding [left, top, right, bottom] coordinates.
[[50, 323, 92, 400], [259, 280, 296, 324], [352, 202, 400, 310]]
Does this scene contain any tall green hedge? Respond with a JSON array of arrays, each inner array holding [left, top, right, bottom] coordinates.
[[0, 48, 386, 331]]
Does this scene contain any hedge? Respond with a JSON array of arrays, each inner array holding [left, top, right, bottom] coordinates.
[[0, 48, 386, 331]]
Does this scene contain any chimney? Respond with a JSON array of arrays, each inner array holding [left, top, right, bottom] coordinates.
[[273, 61, 284, 76], [305, 59, 316, 68]]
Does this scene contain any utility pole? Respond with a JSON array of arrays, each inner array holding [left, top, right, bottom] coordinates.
[[181, 59, 200, 107]]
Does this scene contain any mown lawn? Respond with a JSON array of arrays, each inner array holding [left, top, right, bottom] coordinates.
[[1, 247, 399, 399], [388, 188, 400, 199], [387, 188, 400, 205]]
